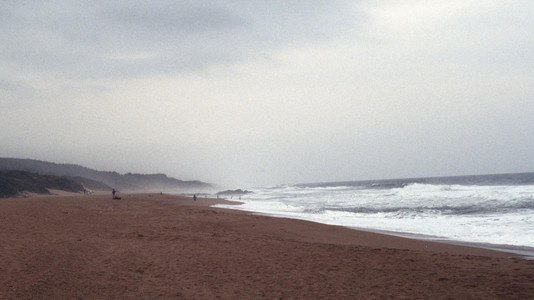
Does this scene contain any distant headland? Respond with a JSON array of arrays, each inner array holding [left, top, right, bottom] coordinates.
[[0, 157, 213, 198]]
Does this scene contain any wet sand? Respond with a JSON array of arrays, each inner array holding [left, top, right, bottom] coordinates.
[[1, 193, 533, 299]]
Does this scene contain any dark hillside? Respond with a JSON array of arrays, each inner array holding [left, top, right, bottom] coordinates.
[[0, 158, 212, 192], [0, 170, 83, 198]]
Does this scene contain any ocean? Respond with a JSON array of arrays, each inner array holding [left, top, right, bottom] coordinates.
[[215, 173, 534, 255]]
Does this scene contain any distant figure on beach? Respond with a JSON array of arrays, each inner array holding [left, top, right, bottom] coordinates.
[[193, 194, 197, 201], [112, 189, 121, 200]]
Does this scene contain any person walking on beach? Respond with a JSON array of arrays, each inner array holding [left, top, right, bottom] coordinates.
[[112, 189, 116, 199], [193, 194, 197, 201]]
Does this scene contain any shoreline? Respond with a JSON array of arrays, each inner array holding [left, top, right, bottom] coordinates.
[[349, 226, 534, 260], [1, 193, 533, 298], [214, 202, 534, 260], [7, 191, 533, 259]]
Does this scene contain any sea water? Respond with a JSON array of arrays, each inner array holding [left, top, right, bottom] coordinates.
[[215, 173, 534, 252]]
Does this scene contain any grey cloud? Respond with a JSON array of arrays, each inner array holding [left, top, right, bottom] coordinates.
[[102, 1, 246, 34], [1, 0, 360, 82], [2, 1, 249, 80]]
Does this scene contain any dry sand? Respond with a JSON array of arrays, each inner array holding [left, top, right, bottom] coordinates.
[[1, 193, 533, 299]]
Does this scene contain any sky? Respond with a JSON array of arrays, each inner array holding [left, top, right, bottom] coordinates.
[[1, 0, 533, 188]]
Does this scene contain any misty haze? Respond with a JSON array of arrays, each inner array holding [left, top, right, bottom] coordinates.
[[1, 1, 532, 188]]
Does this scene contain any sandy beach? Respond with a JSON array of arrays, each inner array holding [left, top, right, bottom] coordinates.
[[1, 193, 533, 299]]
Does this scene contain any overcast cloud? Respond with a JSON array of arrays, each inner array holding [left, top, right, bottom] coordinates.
[[1, 1, 533, 187]]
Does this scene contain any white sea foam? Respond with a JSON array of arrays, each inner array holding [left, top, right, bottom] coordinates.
[[215, 183, 534, 248]]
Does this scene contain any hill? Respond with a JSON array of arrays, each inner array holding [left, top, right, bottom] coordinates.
[[0, 170, 83, 198], [0, 158, 212, 192]]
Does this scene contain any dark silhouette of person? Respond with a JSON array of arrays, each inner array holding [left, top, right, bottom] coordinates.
[[193, 194, 197, 201], [112, 189, 116, 199]]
